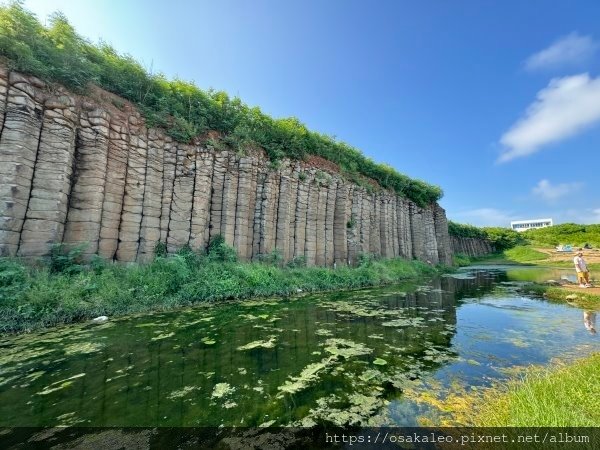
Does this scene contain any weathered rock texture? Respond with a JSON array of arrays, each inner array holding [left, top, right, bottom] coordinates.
[[450, 236, 494, 257], [0, 68, 453, 265]]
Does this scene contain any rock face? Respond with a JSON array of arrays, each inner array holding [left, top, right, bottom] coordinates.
[[0, 68, 453, 265], [450, 236, 494, 257]]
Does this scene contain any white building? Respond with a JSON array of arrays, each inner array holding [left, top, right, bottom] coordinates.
[[510, 218, 553, 232]]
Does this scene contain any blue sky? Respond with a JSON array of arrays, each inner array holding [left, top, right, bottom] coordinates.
[[19, 0, 600, 226]]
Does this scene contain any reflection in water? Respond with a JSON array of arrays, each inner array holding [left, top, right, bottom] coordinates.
[[584, 311, 597, 334], [0, 266, 597, 432]]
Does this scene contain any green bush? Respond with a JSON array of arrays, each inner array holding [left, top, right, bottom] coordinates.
[[207, 235, 238, 262], [448, 222, 524, 251], [0, 1, 442, 207], [481, 227, 524, 251], [448, 222, 487, 239], [48, 243, 86, 274], [0, 250, 441, 334], [523, 223, 600, 248]]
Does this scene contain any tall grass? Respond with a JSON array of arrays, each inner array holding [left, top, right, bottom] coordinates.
[[503, 246, 548, 262], [0, 248, 439, 334], [469, 354, 600, 426]]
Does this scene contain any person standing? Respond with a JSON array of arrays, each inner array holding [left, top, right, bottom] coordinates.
[[574, 249, 592, 288]]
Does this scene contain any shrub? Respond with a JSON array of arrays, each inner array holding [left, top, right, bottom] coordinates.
[[207, 235, 238, 262], [48, 243, 86, 274]]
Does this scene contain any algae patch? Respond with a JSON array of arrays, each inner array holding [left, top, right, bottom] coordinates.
[[277, 357, 336, 397], [151, 332, 175, 341], [322, 338, 372, 359], [212, 383, 235, 399], [237, 336, 277, 351], [64, 342, 104, 355], [167, 385, 201, 400]]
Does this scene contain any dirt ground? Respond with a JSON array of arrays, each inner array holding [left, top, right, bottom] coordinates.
[[533, 247, 600, 264], [559, 285, 600, 296]]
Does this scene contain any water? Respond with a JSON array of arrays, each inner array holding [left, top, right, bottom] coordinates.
[[0, 266, 597, 428]]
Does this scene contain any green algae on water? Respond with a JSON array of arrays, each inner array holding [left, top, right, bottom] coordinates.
[[167, 385, 201, 400], [322, 338, 372, 359], [237, 336, 277, 351], [212, 383, 235, 399]]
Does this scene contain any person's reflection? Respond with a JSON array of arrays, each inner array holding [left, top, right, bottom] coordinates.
[[583, 311, 597, 335]]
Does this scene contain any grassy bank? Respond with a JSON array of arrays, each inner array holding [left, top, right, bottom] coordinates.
[[0, 248, 441, 334], [522, 284, 600, 309], [464, 354, 600, 426]]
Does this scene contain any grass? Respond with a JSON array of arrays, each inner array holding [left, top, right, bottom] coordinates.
[[0, 249, 442, 335], [503, 246, 548, 262], [465, 354, 600, 426], [522, 284, 600, 310]]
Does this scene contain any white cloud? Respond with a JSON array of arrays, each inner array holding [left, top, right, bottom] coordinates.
[[451, 206, 600, 227], [525, 32, 599, 71], [450, 208, 518, 227], [532, 179, 583, 202], [557, 208, 600, 224], [498, 73, 600, 162]]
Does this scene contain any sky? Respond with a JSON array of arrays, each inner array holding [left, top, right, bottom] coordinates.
[[18, 0, 600, 227]]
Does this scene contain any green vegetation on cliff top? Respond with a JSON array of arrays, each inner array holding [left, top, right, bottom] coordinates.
[[448, 221, 525, 251], [0, 2, 442, 206]]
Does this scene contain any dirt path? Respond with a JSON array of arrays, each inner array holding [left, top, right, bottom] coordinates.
[[558, 285, 600, 296], [534, 247, 600, 264]]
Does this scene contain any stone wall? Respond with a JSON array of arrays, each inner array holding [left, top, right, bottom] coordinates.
[[450, 236, 494, 257], [0, 68, 453, 265]]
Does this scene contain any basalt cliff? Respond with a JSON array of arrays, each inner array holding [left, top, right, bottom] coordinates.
[[0, 67, 455, 265]]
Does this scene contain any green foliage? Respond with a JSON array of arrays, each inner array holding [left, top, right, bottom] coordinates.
[[286, 255, 306, 268], [447, 221, 487, 239], [503, 246, 547, 262], [480, 227, 524, 251], [257, 249, 283, 266], [207, 235, 238, 262], [357, 252, 379, 267], [0, 250, 440, 334], [154, 241, 167, 258], [448, 222, 524, 251], [452, 253, 472, 267], [48, 243, 86, 274], [0, 2, 442, 206], [523, 223, 600, 248], [469, 354, 600, 426]]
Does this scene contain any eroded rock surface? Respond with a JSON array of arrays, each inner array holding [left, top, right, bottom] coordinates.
[[0, 67, 453, 265]]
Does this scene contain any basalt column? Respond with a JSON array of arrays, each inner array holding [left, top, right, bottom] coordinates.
[[18, 90, 77, 257], [63, 104, 111, 258], [98, 111, 129, 260], [166, 144, 195, 253], [137, 128, 165, 263], [115, 114, 148, 262], [0, 72, 44, 256], [0, 67, 456, 266]]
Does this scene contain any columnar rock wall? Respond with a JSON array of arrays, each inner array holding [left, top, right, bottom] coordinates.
[[0, 68, 453, 265], [450, 236, 494, 257]]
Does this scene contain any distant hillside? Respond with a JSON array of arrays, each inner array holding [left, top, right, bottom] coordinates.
[[524, 223, 600, 248]]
